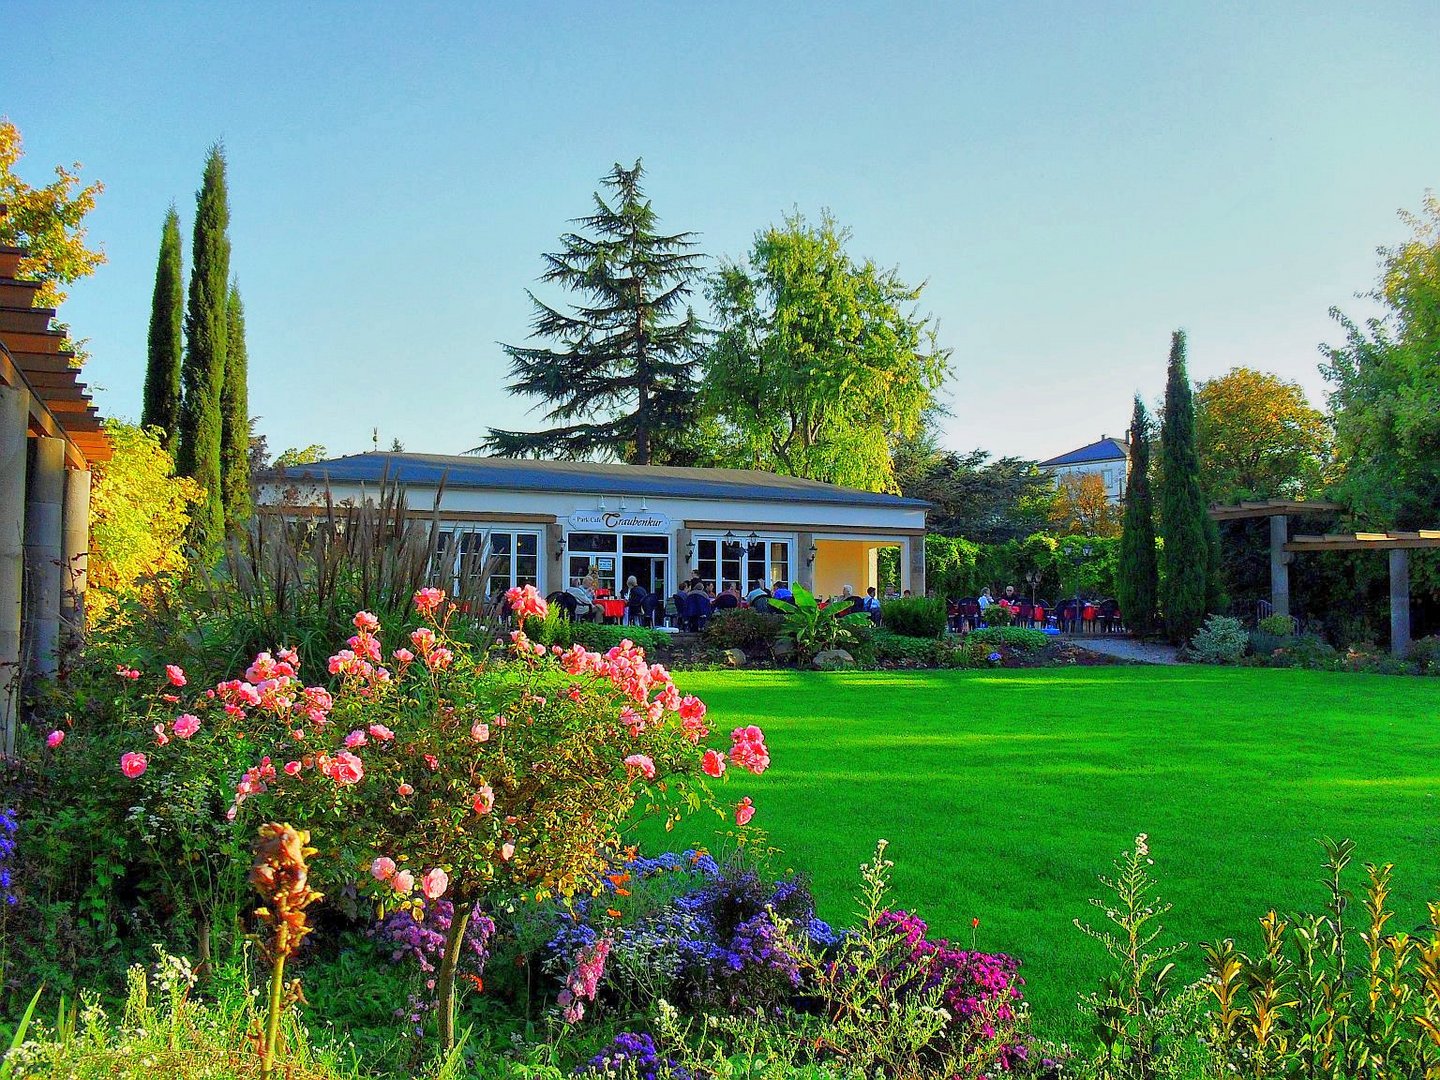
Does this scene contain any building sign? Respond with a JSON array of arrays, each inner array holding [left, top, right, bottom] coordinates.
[[567, 509, 671, 533]]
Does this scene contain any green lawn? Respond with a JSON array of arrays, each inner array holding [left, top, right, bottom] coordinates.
[[646, 666, 1440, 1039]]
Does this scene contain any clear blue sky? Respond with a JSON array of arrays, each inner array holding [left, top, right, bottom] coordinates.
[[8, 2, 1439, 463]]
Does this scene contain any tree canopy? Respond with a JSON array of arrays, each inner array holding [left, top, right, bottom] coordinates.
[[703, 212, 950, 493], [1195, 366, 1331, 503], [894, 434, 1053, 542], [1116, 395, 1158, 635], [142, 206, 184, 454], [0, 118, 105, 311], [481, 160, 706, 465], [1322, 192, 1440, 530], [1158, 331, 1218, 642]]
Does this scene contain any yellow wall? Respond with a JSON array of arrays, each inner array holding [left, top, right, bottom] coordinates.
[[813, 539, 893, 598]]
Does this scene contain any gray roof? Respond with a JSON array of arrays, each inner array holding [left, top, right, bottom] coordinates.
[[276, 453, 929, 509], [1039, 437, 1130, 468]]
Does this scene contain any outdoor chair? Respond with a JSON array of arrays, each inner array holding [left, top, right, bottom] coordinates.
[[1097, 598, 1121, 633], [546, 591, 578, 620]]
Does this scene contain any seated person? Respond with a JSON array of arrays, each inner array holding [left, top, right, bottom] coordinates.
[[688, 586, 713, 631], [565, 578, 597, 621], [713, 582, 741, 610], [623, 575, 649, 624], [745, 580, 769, 605], [772, 579, 794, 602], [861, 586, 883, 623]]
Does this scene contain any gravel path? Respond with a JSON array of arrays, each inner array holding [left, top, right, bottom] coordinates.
[[1066, 635, 1182, 665]]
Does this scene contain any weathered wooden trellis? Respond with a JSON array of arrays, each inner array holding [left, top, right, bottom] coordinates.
[[1209, 500, 1440, 656]]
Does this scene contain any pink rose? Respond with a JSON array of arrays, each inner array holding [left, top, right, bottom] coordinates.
[[392, 648, 415, 665], [283, 760, 302, 776], [623, 754, 656, 780], [392, 869, 415, 895], [397, 782, 414, 797], [701, 748, 726, 778], [172, 714, 201, 739], [470, 721, 490, 743], [165, 664, 187, 687], [344, 729, 367, 748], [152, 723, 169, 746], [353, 610, 380, 632], [370, 856, 397, 882], [368, 724, 394, 742], [472, 784, 495, 815], [728, 725, 770, 775], [425, 647, 454, 671], [46, 729, 64, 749], [500, 842, 515, 862], [325, 751, 365, 786], [421, 867, 449, 900], [120, 751, 148, 778], [735, 796, 755, 827], [414, 587, 446, 615]]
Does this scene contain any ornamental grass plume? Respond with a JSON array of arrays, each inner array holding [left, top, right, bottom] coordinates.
[[249, 822, 322, 1080]]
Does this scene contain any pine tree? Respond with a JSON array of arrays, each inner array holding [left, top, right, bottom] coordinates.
[[480, 160, 705, 464], [1117, 395, 1158, 635], [142, 206, 184, 454], [221, 280, 252, 530], [1157, 330, 1214, 643], [177, 144, 230, 548]]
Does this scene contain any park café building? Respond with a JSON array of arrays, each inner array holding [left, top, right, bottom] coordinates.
[[261, 453, 928, 601]]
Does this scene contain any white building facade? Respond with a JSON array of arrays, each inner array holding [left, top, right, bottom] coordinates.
[[259, 453, 928, 600], [1038, 436, 1130, 504]]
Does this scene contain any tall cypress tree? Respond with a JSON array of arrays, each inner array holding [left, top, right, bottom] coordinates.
[[1117, 395, 1158, 635], [177, 144, 230, 548], [142, 206, 184, 454], [221, 280, 252, 530], [1158, 330, 1213, 643], [480, 160, 705, 464]]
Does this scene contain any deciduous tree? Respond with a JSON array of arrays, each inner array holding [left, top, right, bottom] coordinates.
[[177, 145, 231, 548], [1195, 367, 1331, 503], [703, 212, 950, 493], [0, 118, 105, 311], [1322, 192, 1440, 530], [142, 206, 184, 453], [481, 160, 705, 465], [1048, 473, 1122, 537], [1117, 396, 1158, 635], [894, 433, 1053, 542]]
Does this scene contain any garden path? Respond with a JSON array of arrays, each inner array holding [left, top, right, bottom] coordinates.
[[1067, 635, 1181, 664]]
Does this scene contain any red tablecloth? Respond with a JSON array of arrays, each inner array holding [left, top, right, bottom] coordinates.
[[598, 598, 626, 620]]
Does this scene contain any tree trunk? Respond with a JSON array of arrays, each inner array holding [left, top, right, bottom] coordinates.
[[436, 901, 472, 1054]]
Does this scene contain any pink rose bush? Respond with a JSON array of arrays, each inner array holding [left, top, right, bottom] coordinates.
[[97, 582, 767, 1053]]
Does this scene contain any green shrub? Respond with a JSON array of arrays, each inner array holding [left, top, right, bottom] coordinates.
[[770, 585, 874, 662], [1266, 633, 1340, 670], [1248, 629, 1290, 658], [1189, 614, 1248, 665], [1408, 635, 1440, 675], [871, 628, 940, 664], [702, 608, 783, 651], [524, 609, 668, 654], [879, 596, 947, 638], [1257, 613, 1296, 636], [978, 604, 1015, 627], [967, 627, 1049, 653]]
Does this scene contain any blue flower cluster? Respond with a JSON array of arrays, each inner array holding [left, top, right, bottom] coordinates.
[[576, 1031, 692, 1080], [0, 807, 17, 907], [545, 851, 839, 1016]]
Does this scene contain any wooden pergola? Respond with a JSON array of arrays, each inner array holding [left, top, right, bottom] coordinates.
[[1, 205, 112, 756], [1209, 500, 1439, 656]]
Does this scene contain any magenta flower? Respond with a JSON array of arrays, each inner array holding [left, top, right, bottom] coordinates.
[[46, 729, 64, 749], [172, 714, 200, 739], [120, 751, 148, 778], [421, 867, 449, 900], [165, 664, 187, 687], [734, 796, 755, 826]]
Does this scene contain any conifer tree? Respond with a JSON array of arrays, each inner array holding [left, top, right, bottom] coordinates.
[[141, 206, 184, 453], [480, 160, 704, 464], [177, 144, 230, 548], [1157, 330, 1214, 643], [1116, 395, 1158, 635], [221, 280, 251, 529]]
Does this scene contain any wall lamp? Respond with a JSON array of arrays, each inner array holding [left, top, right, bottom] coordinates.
[[554, 537, 566, 562], [806, 542, 818, 566], [685, 540, 695, 561]]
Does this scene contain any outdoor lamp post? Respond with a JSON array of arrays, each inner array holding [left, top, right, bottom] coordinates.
[[1025, 568, 1040, 604], [1072, 545, 1093, 634]]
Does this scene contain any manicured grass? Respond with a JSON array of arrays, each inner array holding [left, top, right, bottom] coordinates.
[[644, 667, 1440, 1039]]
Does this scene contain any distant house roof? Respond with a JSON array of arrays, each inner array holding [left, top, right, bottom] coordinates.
[[1039, 437, 1129, 468], [274, 452, 930, 509]]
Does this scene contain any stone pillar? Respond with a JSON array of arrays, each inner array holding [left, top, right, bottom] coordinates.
[[796, 531, 815, 591], [676, 527, 694, 581], [1269, 514, 1291, 620], [1390, 548, 1412, 658], [544, 522, 564, 595], [0, 385, 28, 758], [908, 535, 927, 597], [24, 436, 66, 679], [61, 467, 91, 653]]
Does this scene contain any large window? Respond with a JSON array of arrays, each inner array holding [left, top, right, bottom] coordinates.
[[432, 527, 539, 598], [695, 536, 791, 593], [566, 532, 669, 596]]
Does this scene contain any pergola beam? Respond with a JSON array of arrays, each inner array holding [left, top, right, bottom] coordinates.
[[1209, 499, 1341, 522]]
